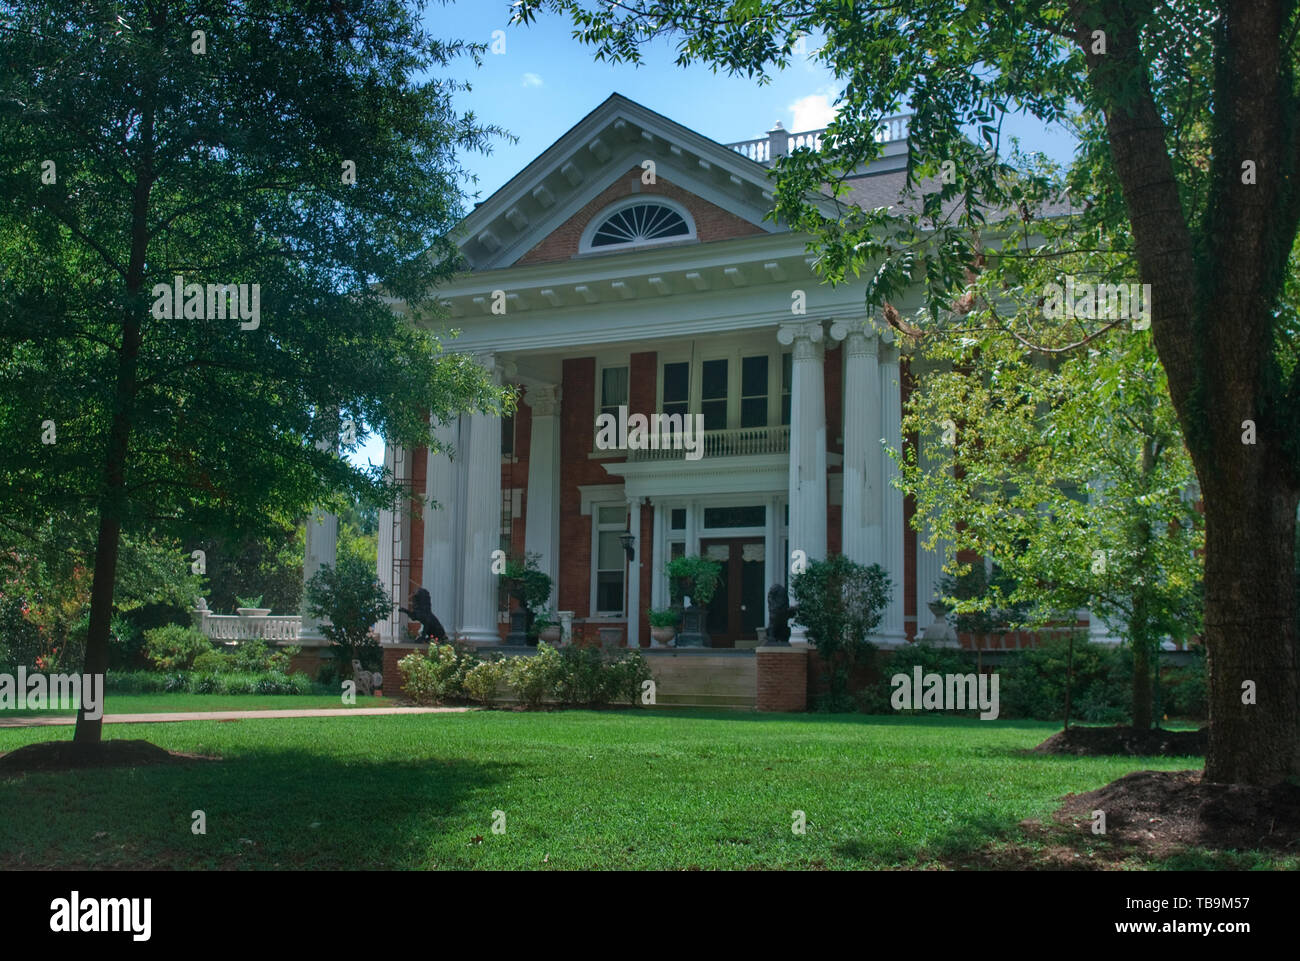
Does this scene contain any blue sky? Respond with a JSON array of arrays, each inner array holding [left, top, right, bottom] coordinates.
[[351, 0, 1081, 469]]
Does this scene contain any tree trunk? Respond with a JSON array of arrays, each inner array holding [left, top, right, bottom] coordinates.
[[1202, 483, 1299, 784]]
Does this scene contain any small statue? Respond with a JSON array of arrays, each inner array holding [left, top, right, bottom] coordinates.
[[766, 585, 799, 645], [352, 660, 383, 695], [399, 588, 447, 643]]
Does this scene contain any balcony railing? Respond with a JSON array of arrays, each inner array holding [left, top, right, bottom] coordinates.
[[627, 424, 790, 462], [726, 115, 911, 164]]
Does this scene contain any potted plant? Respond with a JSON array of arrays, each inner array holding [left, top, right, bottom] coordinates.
[[499, 553, 553, 645], [235, 594, 270, 617], [647, 608, 679, 647], [534, 609, 562, 644], [663, 555, 722, 647]]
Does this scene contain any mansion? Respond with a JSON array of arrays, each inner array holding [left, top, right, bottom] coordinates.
[[314, 94, 1098, 650]]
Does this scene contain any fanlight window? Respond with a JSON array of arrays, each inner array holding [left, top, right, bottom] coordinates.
[[589, 202, 691, 248]]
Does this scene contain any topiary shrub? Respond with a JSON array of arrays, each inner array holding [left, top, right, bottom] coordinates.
[[143, 624, 213, 671]]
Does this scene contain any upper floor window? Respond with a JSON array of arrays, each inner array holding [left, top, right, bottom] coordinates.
[[580, 198, 696, 253]]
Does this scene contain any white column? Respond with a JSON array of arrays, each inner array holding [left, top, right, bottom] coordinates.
[[626, 496, 643, 648], [301, 425, 340, 641], [423, 418, 461, 631], [830, 320, 880, 567], [914, 411, 952, 629], [460, 354, 503, 643], [375, 442, 399, 643], [778, 320, 827, 644], [523, 384, 561, 608], [650, 501, 664, 609], [763, 493, 780, 601], [879, 333, 907, 645]]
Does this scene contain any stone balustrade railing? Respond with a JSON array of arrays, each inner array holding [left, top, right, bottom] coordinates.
[[725, 114, 911, 165], [193, 611, 303, 641]]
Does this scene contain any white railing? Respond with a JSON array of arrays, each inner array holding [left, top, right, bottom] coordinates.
[[196, 613, 303, 641], [726, 115, 910, 164], [627, 425, 790, 462]]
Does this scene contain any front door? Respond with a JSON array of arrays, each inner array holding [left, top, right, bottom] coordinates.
[[701, 538, 765, 647]]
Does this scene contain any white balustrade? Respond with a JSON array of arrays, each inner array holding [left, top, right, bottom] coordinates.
[[199, 614, 302, 642], [626, 424, 790, 462]]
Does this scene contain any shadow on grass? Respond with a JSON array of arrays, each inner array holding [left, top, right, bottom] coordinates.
[[0, 743, 514, 870]]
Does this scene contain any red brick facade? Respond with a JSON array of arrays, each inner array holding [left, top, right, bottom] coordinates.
[[756, 646, 809, 711], [516, 168, 764, 266]]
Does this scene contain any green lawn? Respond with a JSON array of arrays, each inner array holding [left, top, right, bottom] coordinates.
[[0, 710, 1277, 870], [1, 692, 389, 718]]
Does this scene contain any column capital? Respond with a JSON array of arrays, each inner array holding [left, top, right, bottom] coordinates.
[[829, 319, 880, 357], [523, 383, 561, 417], [777, 319, 825, 347]]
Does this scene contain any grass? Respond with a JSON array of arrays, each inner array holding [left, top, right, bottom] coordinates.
[[0, 710, 1281, 870], [1, 692, 389, 718]]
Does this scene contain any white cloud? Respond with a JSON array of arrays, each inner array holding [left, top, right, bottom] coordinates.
[[788, 88, 839, 131], [521, 73, 543, 88]]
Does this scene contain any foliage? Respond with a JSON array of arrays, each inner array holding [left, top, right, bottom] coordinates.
[[501, 553, 554, 612], [901, 329, 1203, 730], [664, 555, 722, 607], [193, 528, 304, 617], [936, 565, 1030, 635], [235, 595, 264, 611], [791, 556, 890, 701], [398, 643, 478, 705], [189, 639, 296, 675], [647, 607, 680, 628], [142, 625, 213, 673], [0, 0, 513, 742], [305, 554, 389, 681], [503, 642, 564, 708], [463, 659, 506, 705], [856, 644, 979, 716], [997, 638, 1131, 724]]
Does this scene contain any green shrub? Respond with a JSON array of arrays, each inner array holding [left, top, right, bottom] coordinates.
[[398, 643, 478, 705], [792, 555, 890, 702], [503, 642, 563, 708], [604, 651, 653, 706], [856, 644, 980, 716], [1160, 648, 1207, 719], [143, 624, 213, 671], [463, 659, 506, 704], [996, 636, 1130, 722], [229, 638, 296, 673], [191, 649, 235, 674]]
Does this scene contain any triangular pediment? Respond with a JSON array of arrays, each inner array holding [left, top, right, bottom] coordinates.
[[454, 94, 796, 271]]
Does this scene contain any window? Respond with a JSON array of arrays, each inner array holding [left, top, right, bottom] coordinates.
[[595, 504, 627, 613], [501, 411, 515, 456], [701, 359, 728, 431], [781, 352, 792, 426], [703, 505, 765, 529], [663, 362, 689, 421], [670, 508, 686, 530], [600, 366, 628, 421], [587, 201, 692, 250], [741, 355, 769, 428]]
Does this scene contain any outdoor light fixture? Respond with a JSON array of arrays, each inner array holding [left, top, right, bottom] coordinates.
[[619, 528, 635, 561]]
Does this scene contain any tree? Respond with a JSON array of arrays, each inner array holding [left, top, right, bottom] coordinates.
[[791, 555, 891, 709], [900, 326, 1203, 730], [304, 553, 388, 683], [0, 1, 512, 744], [515, 0, 1300, 786]]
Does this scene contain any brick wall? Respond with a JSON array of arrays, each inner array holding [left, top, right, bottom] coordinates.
[[408, 443, 427, 594], [516, 167, 764, 266], [756, 646, 809, 712]]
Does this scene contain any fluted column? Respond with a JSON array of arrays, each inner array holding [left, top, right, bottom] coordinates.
[[302, 421, 340, 642], [878, 332, 907, 645], [830, 320, 881, 568], [460, 354, 503, 643], [778, 319, 827, 645], [375, 442, 401, 643], [523, 385, 561, 608], [423, 418, 461, 631], [626, 496, 643, 648]]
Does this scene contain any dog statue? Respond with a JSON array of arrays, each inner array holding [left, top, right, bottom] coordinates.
[[398, 587, 448, 643]]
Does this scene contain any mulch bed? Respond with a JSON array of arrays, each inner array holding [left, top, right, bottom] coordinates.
[[1053, 770, 1300, 854], [0, 739, 219, 774], [1033, 724, 1207, 757]]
